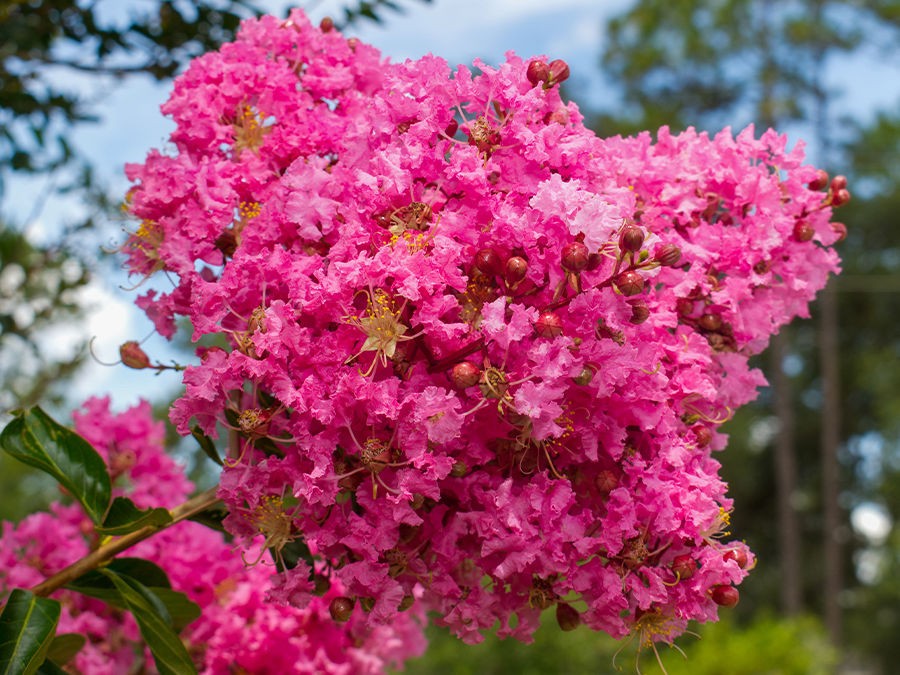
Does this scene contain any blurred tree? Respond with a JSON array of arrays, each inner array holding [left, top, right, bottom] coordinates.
[[596, 0, 900, 661]]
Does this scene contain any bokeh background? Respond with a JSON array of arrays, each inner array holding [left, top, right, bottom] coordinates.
[[2, 1, 899, 672]]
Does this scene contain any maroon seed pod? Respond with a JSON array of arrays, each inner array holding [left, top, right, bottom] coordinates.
[[671, 554, 697, 580], [832, 188, 851, 206], [654, 243, 682, 267], [329, 596, 355, 622], [619, 224, 645, 253], [613, 270, 644, 296], [556, 602, 581, 631], [526, 59, 550, 86], [505, 255, 528, 285], [535, 311, 564, 338], [450, 361, 481, 389], [120, 341, 151, 370], [830, 174, 848, 192], [793, 221, 815, 242], [830, 221, 847, 242], [473, 247, 503, 277], [595, 469, 618, 495], [561, 241, 590, 272], [546, 59, 570, 86], [698, 313, 722, 332], [319, 16, 334, 32], [808, 169, 829, 191], [711, 584, 740, 607], [628, 299, 650, 325]]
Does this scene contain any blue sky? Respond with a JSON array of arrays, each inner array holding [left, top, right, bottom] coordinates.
[[5, 0, 900, 408]]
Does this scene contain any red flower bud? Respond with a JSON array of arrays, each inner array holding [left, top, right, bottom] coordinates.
[[793, 221, 815, 242], [505, 255, 528, 286], [473, 247, 503, 277], [595, 469, 618, 495], [698, 313, 722, 331], [723, 548, 750, 569], [628, 299, 650, 325], [556, 602, 581, 631], [120, 341, 151, 370], [319, 16, 334, 32], [830, 221, 847, 242], [526, 60, 550, 87], [654, 244, 682, 267], [561, 241, 590, 272], [444, 118, 459, 138], [535, 311, 563, 338], [692, 425, 713, 448], [710, 584, 740, 607], [546, 59, 570, 86], [619, 225, 645, 253], [329, 596, 355, 622], [832, 188, 851, 206], [671, 554, 697, 580], [450, 361, 481, 389], [830, 174, 848, 192], [614, 270, 644, 296], [808, 169, 829, 191]]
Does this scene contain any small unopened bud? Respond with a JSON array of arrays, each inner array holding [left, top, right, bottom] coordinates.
[[808, 169, 829, 191], [613, 270, 644, 296], [526, 59, 549, 87], [555, 602, 581, 631], [585, 252, 603, 271], [450, 461, 468, 477], [830, 174, 848, 192], [546, 59, 570, 87], [830, 221, 847, 242], [120, 341, 151, 370], [329, 596, 355, 622], [832, 188, 851, 206], [359, 597, 376, 612], [450, 361, 481, 389], [710, 584, 740, 607], [595, 469, 618, 495], [319, 16, 334, 32], [473, 247, 503, 277], [535, 311, 564, 338], [692, 425, 712, 448], [723, 548, 750, 569], [628, 299, 650, 325], [561, 241, 590, 272], [505, 255, 528, 286], [671, 554, 697, 580], [698, 313, 722, 332], [619, 225, 645, 253], [793, 221, 815, 242], [573, 364, 596, 386], [654, 244, 682, 267]]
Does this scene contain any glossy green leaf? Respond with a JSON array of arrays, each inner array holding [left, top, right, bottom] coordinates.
[[0, 408, 111, 524], [42, 634, 84, 668], [97, 571, 197, 675], [34, 660, 66, 675], [96, 497, 172, 536], [0, 589, 60, 675], [190, 426, 222, 466], [150, 590, 201, 633]]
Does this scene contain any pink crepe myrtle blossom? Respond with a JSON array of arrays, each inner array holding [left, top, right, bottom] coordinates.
[[120, 8, 841, 649]]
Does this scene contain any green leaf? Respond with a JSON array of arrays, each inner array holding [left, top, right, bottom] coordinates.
[[34, 660, 66, 675], [43, 634, 84, 668], [0, 589, 61, 675], [0, 408, 111, 524], [96, 497, 172, 536], [190, 426, 222, 466], [150, 590, 201, 633], [97, 571, 197, 675]]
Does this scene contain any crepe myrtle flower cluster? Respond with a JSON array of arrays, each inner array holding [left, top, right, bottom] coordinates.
[[0, 398, 425, 674], [120, 10, 844, 649]]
